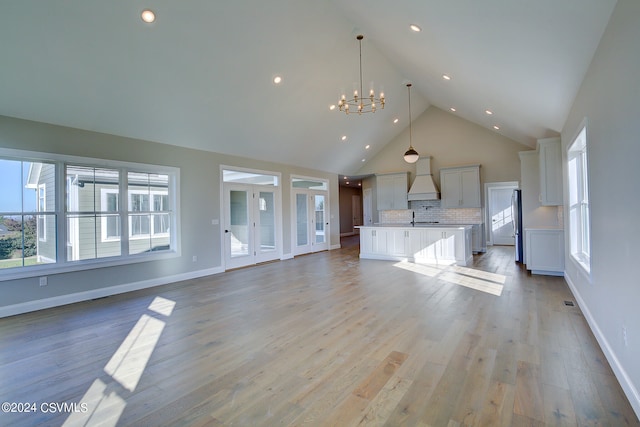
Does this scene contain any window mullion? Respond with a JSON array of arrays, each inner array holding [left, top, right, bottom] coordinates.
[[57, 161, 67, 265], [120, 168, 130, 256]]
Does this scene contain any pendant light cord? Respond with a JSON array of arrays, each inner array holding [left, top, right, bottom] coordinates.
[[408, 83, 413, 149]]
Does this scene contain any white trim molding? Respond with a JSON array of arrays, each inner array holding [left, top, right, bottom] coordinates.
[[0, 266, 224, 319], [565, 274, 640, 418]]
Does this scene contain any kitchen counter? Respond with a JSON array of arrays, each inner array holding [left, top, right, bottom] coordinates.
[[365, 223, 473, 229], [357, 224, 473, 266], [363, 223, 485, 254]]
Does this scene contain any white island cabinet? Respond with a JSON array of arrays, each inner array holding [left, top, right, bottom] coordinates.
[[357, 225, 472, 266]]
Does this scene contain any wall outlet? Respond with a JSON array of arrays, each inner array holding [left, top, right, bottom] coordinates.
[[39, 276, 48, 287], [192, 255, 197, 263], [622, 325, 628, 347]]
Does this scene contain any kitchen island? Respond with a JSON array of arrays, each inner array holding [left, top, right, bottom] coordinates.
[[357, 224, 473, 266]]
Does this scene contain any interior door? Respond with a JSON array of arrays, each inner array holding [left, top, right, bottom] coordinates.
[[255, 187, 278, 263], [352, 195, 362, 234], [293, 190, 328, 255], [224, 184, 279, 268], [224, 184, 252, 268], [489, 186, 516, 245], [313, 193, 328, 251]]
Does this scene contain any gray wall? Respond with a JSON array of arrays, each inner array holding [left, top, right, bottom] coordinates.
[[0, 115, 339, 310], [561, 0, 640, 415], [357, 106, 531, 205]]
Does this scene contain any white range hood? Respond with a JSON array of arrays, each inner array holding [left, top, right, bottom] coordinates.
[[408, 156, 440, 201]]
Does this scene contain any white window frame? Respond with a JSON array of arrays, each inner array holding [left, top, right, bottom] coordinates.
[[0, 147, 181, 282], [37, 183, 47, 242], [567, 121, 590, 273]]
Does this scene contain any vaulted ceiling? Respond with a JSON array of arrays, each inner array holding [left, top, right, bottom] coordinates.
[[0, 1, 616, 175]]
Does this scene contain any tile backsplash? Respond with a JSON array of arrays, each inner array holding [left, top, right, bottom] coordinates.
[[379, 200, 483, 224]]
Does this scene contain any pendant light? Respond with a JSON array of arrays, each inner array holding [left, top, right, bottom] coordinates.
[[403, 83, 419, 163]]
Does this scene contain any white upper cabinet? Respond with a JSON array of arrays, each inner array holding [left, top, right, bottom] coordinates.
[[538, 137, 563, 206], [376, 172, 408, 210], [440, 165, 481, 208]]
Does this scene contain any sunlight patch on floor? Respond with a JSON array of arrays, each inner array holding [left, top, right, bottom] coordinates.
[[64, 296, 175, 426], [393, 261, 505, 296], [148, 295, 176, 316], [393, 261, 443, 278], [63, 378, 126, 427], [438, 271, 504, 296], [104, 314, 166, 391]]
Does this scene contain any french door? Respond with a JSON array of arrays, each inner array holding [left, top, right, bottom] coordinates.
[[224, 183, 279, 269], [293, 190, 328, 255]]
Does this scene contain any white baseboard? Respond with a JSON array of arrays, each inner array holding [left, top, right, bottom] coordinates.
[[281, 252, 293, 260], [330, 244, 341, 250], [565, 274, 640, 419], [0, 266, 224, 319]]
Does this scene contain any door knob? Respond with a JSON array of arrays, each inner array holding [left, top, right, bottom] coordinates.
[[224, 229, 230, 233]]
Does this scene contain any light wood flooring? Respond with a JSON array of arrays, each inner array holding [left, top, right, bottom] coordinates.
[[1, 238, 638, 426]]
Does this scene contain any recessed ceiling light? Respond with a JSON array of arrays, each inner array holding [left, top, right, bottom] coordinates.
[[485, 109, 493, 115], [341, 135, 347, 141], [410, 24, 422, 32], [365, 144, 370, 150], [493, 125, 500, 130], [344, 176, 348, 180], [442, 74, 451, 80], [450, 107, 456, 112], [346, 182, 350, 185], [358, 183, 361, 186], [141, 9, 156, 23], [273, 76, 282, 84], [329, 104, 336, 111], [362, 159, 366, 162], [393, 118, 399, 124]]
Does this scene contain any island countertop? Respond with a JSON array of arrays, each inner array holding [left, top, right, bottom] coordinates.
[[356, 223, 473, 230]]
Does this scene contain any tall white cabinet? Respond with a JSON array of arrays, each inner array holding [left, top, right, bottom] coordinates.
[[376, 172, 408, 210], [538, 137, 563, 206], [440, 165, 481, 208]]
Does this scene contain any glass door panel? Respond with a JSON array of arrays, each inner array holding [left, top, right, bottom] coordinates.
[[296, 193, 308, 247], [229, 189, 250, 258], [314, 194, 325, 244], [255, 189, 279, 264]]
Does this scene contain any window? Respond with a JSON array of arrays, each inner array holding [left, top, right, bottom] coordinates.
[[0, 158, 56, 269], [0, 148, 179, 280], [127, 172, 170, 254], [568, 124, 590, 272], [66, 166, 122, 260]]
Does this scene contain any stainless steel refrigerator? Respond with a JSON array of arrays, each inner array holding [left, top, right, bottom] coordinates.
[[512, 189, 524, 263]]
